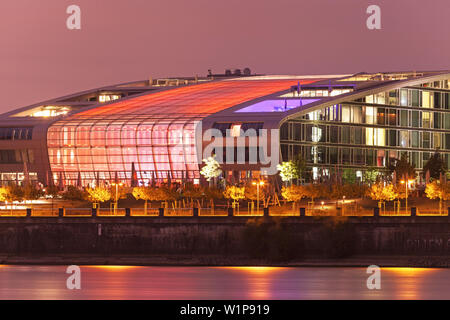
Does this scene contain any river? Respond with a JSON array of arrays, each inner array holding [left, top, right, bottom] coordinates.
[[0, 265, 448, 299]]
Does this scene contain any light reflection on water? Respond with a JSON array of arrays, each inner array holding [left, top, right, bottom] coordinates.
[[0, 265, 448, 300]]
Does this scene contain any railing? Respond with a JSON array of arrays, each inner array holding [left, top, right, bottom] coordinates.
[[164, 208, 193, 217], [0, 206, 449, 218], [130, 208, 160, 217]]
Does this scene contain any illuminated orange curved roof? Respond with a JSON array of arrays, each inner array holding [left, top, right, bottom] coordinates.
[[75, 79, 317, 117]]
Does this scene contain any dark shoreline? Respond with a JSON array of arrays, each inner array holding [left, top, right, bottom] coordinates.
[[2, 254, 450, 268]]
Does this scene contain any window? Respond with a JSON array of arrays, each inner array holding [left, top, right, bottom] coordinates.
[[388, 109, 396, 126], [411, 111, 420, 127], [400, 110, 408, 127], [411, 90, 420, 107], [0, 149, 34, 164], [423, 132, 430, 149], [0, 127, 33, 140]]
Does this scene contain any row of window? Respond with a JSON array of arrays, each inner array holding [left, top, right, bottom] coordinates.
[[53, 170, 200, 181], [361, 88, 450, 109], [301, 105, 450, 129], [0, 127, 33, 140], [281, 123, 450, 150], [281, 144, 450, 169], [0, 149, 34, 164]]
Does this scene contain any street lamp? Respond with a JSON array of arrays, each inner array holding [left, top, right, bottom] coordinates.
[[252, 180, 265, 213], [111, 182, 123, 214], [342, 195, 346, 215], [400, 179, 414, 214]]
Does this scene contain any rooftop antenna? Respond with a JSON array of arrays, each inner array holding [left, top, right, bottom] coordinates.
[[298, 81, 303, 107]]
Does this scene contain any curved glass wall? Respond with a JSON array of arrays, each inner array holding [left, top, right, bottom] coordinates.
[[48, 79, 304, 186]]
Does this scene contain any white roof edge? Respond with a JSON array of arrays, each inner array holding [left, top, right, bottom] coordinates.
[[223, 74, 353, 81]]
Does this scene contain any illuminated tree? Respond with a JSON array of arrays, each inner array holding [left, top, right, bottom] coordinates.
[[367, 183, 397, 211], [363, 168, 379, 185], [0, 187, 8, 202], [182, 182, 204, 207], [132, 186, 152, 213], [245, 183, 267, 211], [303, 184, 322, 205], [86, 187, 111, 208], [110, 184, 129, 203], [223, 185, 245, 208], [277, 161, 299, 184], [200, 155, 222, 184], [133, 186, 177, 209], [281, 185, 306, 210], [425, 181, 450, 214]]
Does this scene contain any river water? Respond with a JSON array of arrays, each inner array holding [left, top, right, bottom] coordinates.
[[0, 265, 448, 299]]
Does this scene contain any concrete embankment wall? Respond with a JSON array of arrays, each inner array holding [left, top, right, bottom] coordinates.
[[0, 217, 449, 256]]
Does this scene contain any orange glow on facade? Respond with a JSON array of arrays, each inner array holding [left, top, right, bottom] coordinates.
[[47, 79, 317, 186]]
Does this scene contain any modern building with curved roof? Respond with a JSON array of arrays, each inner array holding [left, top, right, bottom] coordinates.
[[0, 69, 449, 186]]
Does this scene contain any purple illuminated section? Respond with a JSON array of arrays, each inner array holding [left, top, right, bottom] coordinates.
[[235, 99, 320, 113]]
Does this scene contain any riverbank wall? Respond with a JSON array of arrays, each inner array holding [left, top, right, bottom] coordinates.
[[1, 216, 450, 260]]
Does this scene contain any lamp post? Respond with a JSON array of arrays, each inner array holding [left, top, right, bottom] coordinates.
[[400, 179, 414, 214], [111, 182, 123, 215], [252, 180, 265, 213], [342, 195, 346, 216]]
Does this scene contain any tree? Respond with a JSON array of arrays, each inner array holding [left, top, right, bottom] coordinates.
[[200, 155, 222, 184], [110, 184, 129, 203], [245, 183, 267, 211], [303, 184, 322, 205], [0, 185, 24, 210], [182, 183, 203, 207], [293, 154, 306, 181], [367, 183, 397, 211], [363, 168, 379, 185], [393, 183, 409, 213], [85, 187, 111, 208], [277, 161, 299, 184], [389, 153, 415, 180], [132, 186, 176, 209], [342, 169, 357, 184], [425, 181, 450, 213], [203, 186, 223, 208], [23, 184, 43, 208], [61, 185, 84, 201], [132, 186, 152, 213], [0, 187, 8, 202], [223, 186, 245, 208], [423, 152, 447, 180], [281, 185, 306, 210], [44, 185, 60, 198]]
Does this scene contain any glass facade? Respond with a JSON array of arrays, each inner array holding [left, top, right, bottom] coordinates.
[[47, 79, 305, 186], [280, 79, 450, 178]]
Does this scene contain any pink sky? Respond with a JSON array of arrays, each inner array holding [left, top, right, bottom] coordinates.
[[0, 0, 449, 113]]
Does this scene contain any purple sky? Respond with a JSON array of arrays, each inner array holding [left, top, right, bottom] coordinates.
[[1, 0, 449, 112]]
